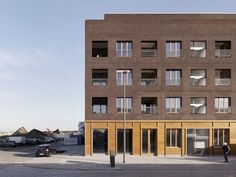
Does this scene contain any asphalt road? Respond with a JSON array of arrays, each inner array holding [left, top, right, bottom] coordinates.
[[1, 145, 236, 177], [1, 164, 236, 177]]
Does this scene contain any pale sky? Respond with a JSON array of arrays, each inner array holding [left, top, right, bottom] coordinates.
[[0, 0, 236, 132]]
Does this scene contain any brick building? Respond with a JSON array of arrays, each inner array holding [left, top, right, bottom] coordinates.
[[85, 14, 236, 156]]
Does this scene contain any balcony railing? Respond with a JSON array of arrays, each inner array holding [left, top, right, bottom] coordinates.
[[141, 49, 157, 57], [215, 78, 231, 86], [166, 50, 181, 57], [191, 78, 206, 86], [190, 106, 206, 114], [141, 78, 157, 86], [116, 78, 133, 85], [141, 106, 157, 114], [92, 78, 107, 86], [166, 79, 182, 86], [92, 105, 107, 114], [190, 49, 206, 58], [215, 49, 231, 58], [166, 108, 181, 113], [117, 107, 132, 113], [116, 50, 132, 57], [215, 107, 231, 113]]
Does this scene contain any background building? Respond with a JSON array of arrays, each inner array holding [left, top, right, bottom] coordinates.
[[85, 14, 236, 156]]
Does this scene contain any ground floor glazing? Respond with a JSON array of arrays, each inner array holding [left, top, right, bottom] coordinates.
[[85, 121, 236, 156]]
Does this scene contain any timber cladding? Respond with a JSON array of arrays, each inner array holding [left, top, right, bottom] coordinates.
[[85, 120, 236, 156]]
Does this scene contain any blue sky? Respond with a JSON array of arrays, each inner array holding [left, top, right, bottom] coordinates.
[[0, 0, 236, 132]]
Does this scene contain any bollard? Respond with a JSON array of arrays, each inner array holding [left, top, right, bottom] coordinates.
[[110, 151, 115, 167]]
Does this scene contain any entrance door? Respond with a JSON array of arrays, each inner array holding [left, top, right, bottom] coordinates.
[[142, 129, 157, 155], [117, 129, 132, 154], [93, 129, 108, 154], [187, 129, 209, 155]]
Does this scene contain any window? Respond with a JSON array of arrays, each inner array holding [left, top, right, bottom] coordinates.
[[117, 129, 133, 153], [190, 41, 206, 58], [116, 97, 133, 112], [214, 129, 229, 146], [93, 129, 108, 153], [187, 129, 209, 155], [215, 97, 231, 113], [142, 129, 157, 154], [92, 41, 108, 57], [190, 69, 206, 86], [215, 69, 231, 86], [141, 41, 157, 57], [166, 129, 181, 147], [116, 70, 132, 85], [92, 69, 108, 85], [166, 41, 182, 57], [141, 97, 157, 114], [141, 69, 157, 85], [190, 97, 206, 114], [116, 41, 132, 57], [166, 69, 182, 85], [215, 41, 231, 58], [166, 97, 182, 113], [92, 97, 108, 114]]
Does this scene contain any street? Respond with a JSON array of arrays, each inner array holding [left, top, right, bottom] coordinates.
[[1, 145, 236, 177]]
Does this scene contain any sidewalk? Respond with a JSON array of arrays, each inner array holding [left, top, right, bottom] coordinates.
[[23, 152, 236, 171]]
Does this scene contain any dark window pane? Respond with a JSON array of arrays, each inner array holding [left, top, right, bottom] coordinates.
[[150, 129, 157, 153], [93, 129, 108, 153], [92, 41, 108, 57], [142, 129, 148, 153], [166, 129, 170, 146]]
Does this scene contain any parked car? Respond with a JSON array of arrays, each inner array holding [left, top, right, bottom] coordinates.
[[26, 138, 37, 145], [6, 136, 26, 145], [43, 137, 56, 143], [0, 139, 16, 147], [35, 144, 56, 157]]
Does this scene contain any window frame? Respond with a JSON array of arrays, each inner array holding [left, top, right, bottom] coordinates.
[[166, 41, 182, 58], [213, 129, 229, 146], [116, 70, 133, 85], [166, 97, 182, 113], [166, 69, 182, 86], [116, 41, 133, 57], [116, 97, 133, 113], [190, 41, 207, 58], [214, 97, 231, 113], [166, 129, 182, 147]]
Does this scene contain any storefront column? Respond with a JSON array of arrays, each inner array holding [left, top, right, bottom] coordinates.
[[158, 123, 165, 155]]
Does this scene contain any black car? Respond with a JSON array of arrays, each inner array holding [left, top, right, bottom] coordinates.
[[35, 144, 56, 157]]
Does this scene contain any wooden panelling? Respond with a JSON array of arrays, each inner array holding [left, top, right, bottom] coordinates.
[[133, 122, 141, 155], [166, 123, 182, 128], [209, 128, 213, 155], [230, 123, 236, 127], [213, 147, 224, 155], [92, 122, 108, 129], [85, 122, 91, 155], [166, 147, 182, 155], [181, 128, 186, 156], [183, 123, 212, 128], [158, 123, 165, 155], [116, 122, 133, 129], [108, 123, 116, 154], [230, 127, 236, 154], [213, 122, 230, 128], [141, 122, 158, 128]]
